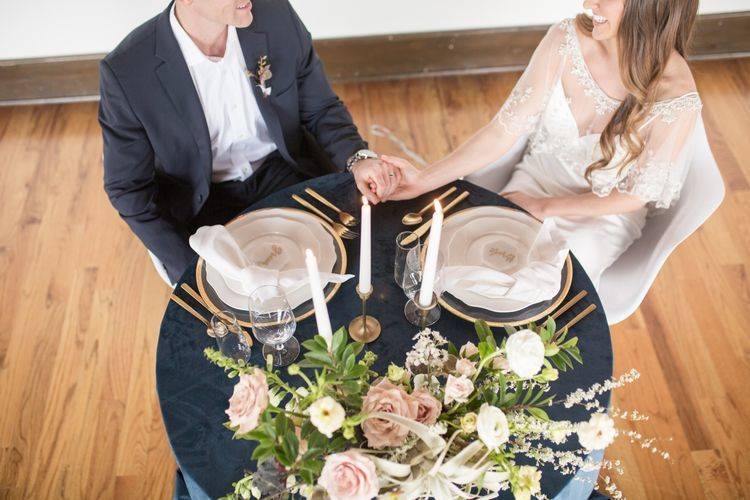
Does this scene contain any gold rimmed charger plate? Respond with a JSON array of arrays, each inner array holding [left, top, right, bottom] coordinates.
[[195, 207, 348, 328], [424, 206, 573, 327]]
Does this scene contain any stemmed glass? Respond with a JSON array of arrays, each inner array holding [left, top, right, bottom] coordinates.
[[248, 285, 299, 367], [401, 245, 443, 327], [394, 231, 421, 289], [211, 311, 252, 363]]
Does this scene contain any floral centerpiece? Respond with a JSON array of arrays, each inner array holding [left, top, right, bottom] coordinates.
[[205, 319, 658, 499]]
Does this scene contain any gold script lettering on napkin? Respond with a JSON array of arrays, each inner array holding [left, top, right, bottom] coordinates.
[[441, 219, 568, 309]]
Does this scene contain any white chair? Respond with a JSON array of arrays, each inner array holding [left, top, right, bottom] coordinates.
[[466, 117, 725, 325], [149, 251, 176, 287]]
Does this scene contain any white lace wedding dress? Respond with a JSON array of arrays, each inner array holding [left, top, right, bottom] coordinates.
[[496, 19, 702, 287]]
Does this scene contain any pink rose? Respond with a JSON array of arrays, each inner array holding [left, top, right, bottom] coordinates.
[[444, 374, 474, 405], [455, 358, 477, 377], [460, 341, 479, 358], [362, 379, 419, 449], [318, 450, 379, 500], [225, 370, 269, 434], [411, 389, 442, 426]]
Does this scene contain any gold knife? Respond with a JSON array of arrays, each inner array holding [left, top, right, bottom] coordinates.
[[401, 190, 469, 246]]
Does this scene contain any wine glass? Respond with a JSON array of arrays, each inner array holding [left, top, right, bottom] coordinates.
[[402, 245, 443, 327], [211, 311, 252, 363], [248, 285, 299, 367], [394, 231, 421, 289]]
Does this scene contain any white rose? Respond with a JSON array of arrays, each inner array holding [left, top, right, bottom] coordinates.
[[454, 357, 477, 377], [308, 396, 346, 438], [505, 329, 545, 379], [513, 465, 541, 500], [476, 403, 510, 450], [577, 412, 617, 450], [443, 375, 474, 405]]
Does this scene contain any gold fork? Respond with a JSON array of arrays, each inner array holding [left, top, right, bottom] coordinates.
[[292, 194, 359, 240], [304, 187, 358, 227]]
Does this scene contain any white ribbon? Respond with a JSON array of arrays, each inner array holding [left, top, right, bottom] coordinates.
[[361, 413, 509, 499]]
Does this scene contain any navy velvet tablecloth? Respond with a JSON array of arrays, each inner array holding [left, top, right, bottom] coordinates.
[[156, 173, 613, 499]]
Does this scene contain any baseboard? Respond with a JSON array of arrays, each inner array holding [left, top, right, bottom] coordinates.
[[1, 11, 748, 105]]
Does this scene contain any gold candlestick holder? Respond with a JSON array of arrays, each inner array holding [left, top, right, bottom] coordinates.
[[404, 293, 441, 329], [348, 285, 381, 343]]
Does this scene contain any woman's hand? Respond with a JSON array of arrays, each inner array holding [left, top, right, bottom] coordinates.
[[502, 191, 548, 220], [379, 155, 427, 201]]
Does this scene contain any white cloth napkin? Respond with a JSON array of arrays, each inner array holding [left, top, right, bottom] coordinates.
[[441, 219, 569, 308], [189, 225, 353, 300]]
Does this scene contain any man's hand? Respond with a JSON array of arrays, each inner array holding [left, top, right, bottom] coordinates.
[[351, 158, 402, 204]]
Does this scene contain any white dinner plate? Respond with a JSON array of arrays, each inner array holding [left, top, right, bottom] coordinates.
[[205, 208, 337, 310], [439, 206, 562, 313]]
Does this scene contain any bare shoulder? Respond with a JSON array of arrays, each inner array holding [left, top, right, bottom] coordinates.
[[657, 51, 698, 100]]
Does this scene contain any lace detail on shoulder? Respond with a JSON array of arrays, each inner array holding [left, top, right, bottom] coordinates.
[[559, 19, 620, 116], [649, 92, 702, 124], [495, 86, 546, 135], [590, 150, 684, 209]]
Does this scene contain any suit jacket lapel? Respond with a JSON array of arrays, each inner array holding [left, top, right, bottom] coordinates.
[[237, 29, 296, 166], [154, 4, 212, 183]]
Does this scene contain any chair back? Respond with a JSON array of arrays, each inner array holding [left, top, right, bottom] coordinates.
[[599, 116, 725, 324]]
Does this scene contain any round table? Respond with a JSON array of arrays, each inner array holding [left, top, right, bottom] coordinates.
[[156, 173, 613, 500]]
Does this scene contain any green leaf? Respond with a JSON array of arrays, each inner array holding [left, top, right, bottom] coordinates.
[[251, 443, 274, 462], [567, 346, 583, 364], [313, 335, 329, 351], [503, 326, 517, 337], [447, 341, 459, 357], [544, 345, 560, 356], [332, 328, 347, 359], [474, 320, 497, 349], [527, 407, 550, 421], [304, 350, 334, 367], [544, 316, 556, 335], [301, 339, 322, 352], [344, 353, 356, 372], [341, 380, 361, 395], [300, 469, 315, 485]]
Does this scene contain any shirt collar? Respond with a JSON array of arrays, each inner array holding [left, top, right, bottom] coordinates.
[[169, 4, 238, 68]]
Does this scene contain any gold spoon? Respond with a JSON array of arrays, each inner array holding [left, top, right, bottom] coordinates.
[[402, 186, 457, 225], [304, 187, 359, 227]]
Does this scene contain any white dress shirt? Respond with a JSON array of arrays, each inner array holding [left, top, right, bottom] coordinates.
[[170, 6, 277, 182]]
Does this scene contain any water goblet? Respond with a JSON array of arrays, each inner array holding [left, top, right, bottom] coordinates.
[[248, 285, 299, 367], [402, 245, 443, 327], [211, 311, 252, 363], [394, 231, 421, 289]]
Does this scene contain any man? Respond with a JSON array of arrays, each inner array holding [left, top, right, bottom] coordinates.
[[99, 0, 397, 283]]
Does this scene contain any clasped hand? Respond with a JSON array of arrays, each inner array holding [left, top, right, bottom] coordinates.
[[352, 155, 548, 220], [350, 155, 423, 204]]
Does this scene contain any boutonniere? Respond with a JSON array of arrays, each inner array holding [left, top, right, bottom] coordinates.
[[246, 55, 272, 97]]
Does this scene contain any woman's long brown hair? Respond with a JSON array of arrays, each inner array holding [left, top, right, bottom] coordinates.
[[576, 0, 698, 181]]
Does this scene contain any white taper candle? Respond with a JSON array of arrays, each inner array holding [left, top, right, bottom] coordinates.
[[418, 200, 443, 307], [359, 196, 372, 294], [304, 248, 333, 350]]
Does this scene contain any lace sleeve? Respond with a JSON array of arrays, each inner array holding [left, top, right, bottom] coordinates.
[[494, 21, 568, 136], [590, 93, 702, 210]]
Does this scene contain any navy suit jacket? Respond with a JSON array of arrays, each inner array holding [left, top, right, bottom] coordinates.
[[99, 1, 367, 282]]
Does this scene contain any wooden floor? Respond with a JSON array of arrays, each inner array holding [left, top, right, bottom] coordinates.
[[1, 57, 749, 499]]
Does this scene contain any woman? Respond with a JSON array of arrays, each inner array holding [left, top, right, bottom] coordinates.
[[381, 0, 702, 287]]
